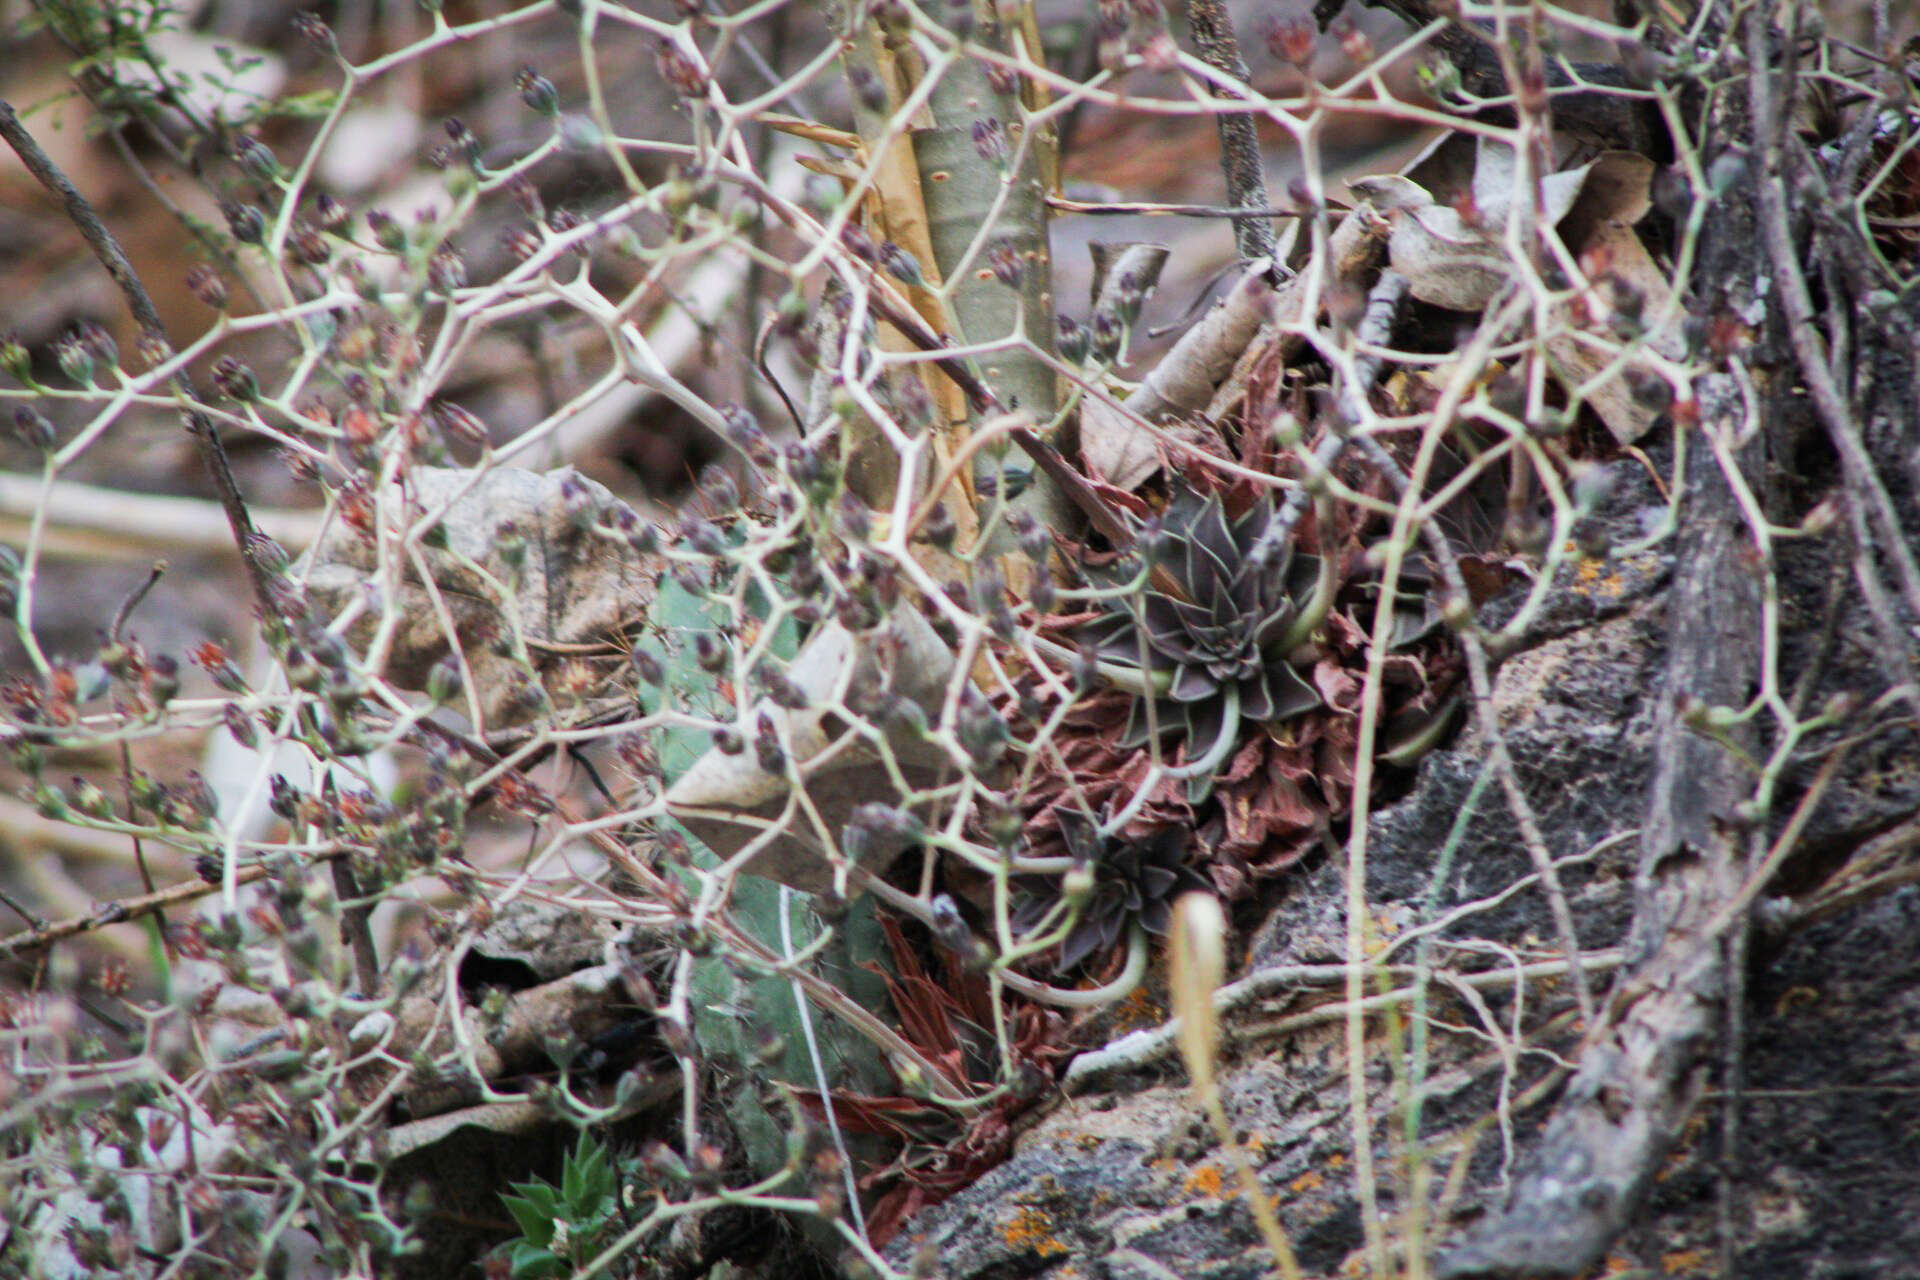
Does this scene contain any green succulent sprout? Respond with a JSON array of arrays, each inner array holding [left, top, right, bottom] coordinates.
[[1015, 808, 1209, 972]]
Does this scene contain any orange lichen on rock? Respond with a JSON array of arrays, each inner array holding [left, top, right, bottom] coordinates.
[[1574, 555, 1626, 599], [1114, 984, 1166, 1033], [1183, 1164, 1224, 1197], [1000, 1205, 1070, 1257]]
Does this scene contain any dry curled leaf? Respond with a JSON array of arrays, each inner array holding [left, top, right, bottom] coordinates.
[[1353, 136, 1683, 443], [303, 465, 644, 732], [1350, 137, 1593, 312]]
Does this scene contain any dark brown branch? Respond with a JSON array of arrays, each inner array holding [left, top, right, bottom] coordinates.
[[1749, 73, 1920, 661], [0, 100, 278, 612], [1, 864, 270, 960], [1182, 0, 1278, 267]]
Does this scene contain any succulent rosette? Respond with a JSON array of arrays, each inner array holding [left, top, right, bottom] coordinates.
[[1013, 807, 1210, 973], [1080, 488, 1333, 798]]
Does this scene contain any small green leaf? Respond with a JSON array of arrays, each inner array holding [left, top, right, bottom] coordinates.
[[500, 1190, 556, 1247], [577, 1140, 614, 1206], [508, 1241, 565, 1279], [511, 1179, 561, 1217], [560, 1139, 586, 1207], [269, 88, 343, 120]]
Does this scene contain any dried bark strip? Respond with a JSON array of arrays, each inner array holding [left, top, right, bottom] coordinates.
[[1438, 380, 1764, 1277]]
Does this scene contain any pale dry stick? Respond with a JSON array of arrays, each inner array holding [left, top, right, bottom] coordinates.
[[679, 148, 1131, 548], [535, 796, 970, 1098], [1431, 976, 1524, 1187], [1067, 951, 1625, 1088], [1412, 432, 1523, 526], [1328, 271, 1416, 1278], [1702, 368, 1793, 723], [10, 460, 60, 677], [1049, 196, 1300, 218], [777, 883, 870, 1246], [1429, 1005, 1584, 1224], [403, 198, 654, 417], [1437, 372, 1760, 1275], [787, 42, 961, 283], [1780, 801, 1920, 931], [0, 862, 276, 960], [1381, 831, 1636, 965], [1051, 624, 1604, 1084], [402, 538, 491, 736], [343, 0, 550, 80], [994, 927, 1153, 1011], [1836, 472, 1920, 715], [920, 345, 1308, 500], [1319, 291, 1583, 1274], [340, 447, 428, 732], [1405, 484, 1597, 1019], [1239, 953, 1624, 1048], [1259, 260, 1413, 1274], [0, 794, 191, 867], [1437, 935, 1537, 1191], [697, 18, 847, 150], [1470, 3, 1569, 447], [12, 295, 350, 462], [543, 163, 809, 460], [986, 23, 1501, 142], [1315, 287, 1595, 1026], [1, 854, 142, 962], [574, 5, 658, 197], [1174, 42, 1517, 157], [542, 269, 739, 442]]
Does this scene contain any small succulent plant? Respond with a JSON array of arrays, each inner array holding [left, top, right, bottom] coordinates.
[[1015, 807, 1209, 972], [1082, 489, 1331, 797]]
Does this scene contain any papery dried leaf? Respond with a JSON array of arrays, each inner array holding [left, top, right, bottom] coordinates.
[[1312, 658, 1364, 713], [1351, 136, 1605, 312], [866, 916, 976, 1093], [1080, 396, 1163, 493], [303, 465, 643, 732], [1316, 714, 1360, 794], [1545, 152, 1685, 444]]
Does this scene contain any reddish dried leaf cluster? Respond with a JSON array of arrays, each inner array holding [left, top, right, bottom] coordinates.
[[798, 916, 1070, 1247]]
